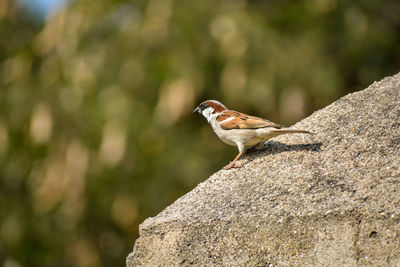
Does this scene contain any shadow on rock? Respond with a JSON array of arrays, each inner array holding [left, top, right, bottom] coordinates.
[[247, 141, 323, 156]]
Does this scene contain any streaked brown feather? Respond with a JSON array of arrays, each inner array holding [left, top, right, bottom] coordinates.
[[216, 113, 230, 122], [218, 110, 282, 130]]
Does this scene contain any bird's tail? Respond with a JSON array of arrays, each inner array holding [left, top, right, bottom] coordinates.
[[271, 128, 314, 135]]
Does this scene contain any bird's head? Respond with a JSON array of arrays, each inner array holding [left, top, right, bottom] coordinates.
[[193, 100, 227, 122]]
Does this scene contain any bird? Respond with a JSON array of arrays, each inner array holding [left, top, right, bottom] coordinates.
[[193, 100, 313, 170]]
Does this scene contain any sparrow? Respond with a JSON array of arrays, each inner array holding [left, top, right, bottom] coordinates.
[[193, 100, 312, 170]]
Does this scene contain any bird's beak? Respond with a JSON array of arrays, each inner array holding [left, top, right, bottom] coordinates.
[[193, 107, 201, 114]]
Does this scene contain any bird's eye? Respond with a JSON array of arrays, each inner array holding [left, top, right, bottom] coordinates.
[[200, 103, 207, 110]]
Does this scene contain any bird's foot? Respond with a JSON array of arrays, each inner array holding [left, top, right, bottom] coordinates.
[[223, 162, 242, 170]]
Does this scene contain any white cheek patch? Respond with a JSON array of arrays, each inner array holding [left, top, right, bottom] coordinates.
[[202, 107, 215, 122]]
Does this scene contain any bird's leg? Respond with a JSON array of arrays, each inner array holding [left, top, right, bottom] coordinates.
[[223, 151, 244, 170], [223, 143, 245, 170]]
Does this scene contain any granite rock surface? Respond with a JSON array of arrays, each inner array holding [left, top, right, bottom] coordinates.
[[127, 73, 400, 266]]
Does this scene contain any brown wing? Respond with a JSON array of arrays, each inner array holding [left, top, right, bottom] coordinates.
[[217, 110, 282, 130]]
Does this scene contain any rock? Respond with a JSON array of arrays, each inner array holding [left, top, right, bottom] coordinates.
[[126, 73, 400, 266]]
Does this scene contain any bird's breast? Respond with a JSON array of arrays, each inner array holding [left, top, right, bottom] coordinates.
[[210, 121, 236, 146]]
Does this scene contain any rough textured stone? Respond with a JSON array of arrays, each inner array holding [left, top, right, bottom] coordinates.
[[127, 73, 400, 266]]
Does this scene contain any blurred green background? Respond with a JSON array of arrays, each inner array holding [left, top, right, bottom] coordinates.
[[0, 0, 399, 266]]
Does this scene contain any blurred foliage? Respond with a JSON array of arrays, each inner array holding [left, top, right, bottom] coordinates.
[[0, 0, 399, 266]]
